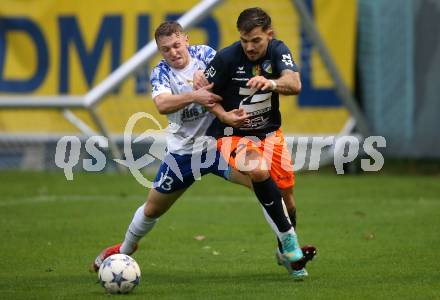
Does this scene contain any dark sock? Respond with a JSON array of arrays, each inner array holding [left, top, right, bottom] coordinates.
[[252, 177, 292, 233]]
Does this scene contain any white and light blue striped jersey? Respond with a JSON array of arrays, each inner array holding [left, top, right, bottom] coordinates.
[[150, 45, 216, 155]]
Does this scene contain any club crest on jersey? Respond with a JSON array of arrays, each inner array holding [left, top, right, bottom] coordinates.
[[262, 60, 272, 74], [252, 65, 261, 76]]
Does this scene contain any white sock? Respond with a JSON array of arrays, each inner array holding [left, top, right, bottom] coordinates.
[[261, 200, 295, 240], [120, 204, 158, 254]]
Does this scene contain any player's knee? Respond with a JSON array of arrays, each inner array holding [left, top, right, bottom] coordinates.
[[248, 168, 270, 182]]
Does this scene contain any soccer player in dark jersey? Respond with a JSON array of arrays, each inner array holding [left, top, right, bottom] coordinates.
[[195, 7, 316, 279]]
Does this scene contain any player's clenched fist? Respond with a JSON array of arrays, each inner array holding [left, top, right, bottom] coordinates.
[[246, 76, 275, 91], [193, 69, 210, 90]]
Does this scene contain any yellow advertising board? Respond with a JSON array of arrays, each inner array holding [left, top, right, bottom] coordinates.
[[0, 0, 355, 134]]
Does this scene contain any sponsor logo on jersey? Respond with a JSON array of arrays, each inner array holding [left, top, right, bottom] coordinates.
[[238, 88, 272, 129], [204, 66, 216, 78], [236, 66, 246, 74], [181, 106, 207, 122], [281, 54, 293, 67]]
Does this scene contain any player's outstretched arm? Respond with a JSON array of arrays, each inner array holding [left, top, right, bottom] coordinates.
[[153, 83, 222, 114], [153, 93, 195, 114], [209, 104, 248, 128]]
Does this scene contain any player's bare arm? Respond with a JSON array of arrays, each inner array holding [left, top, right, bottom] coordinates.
[[153, 83, 222, 114], [209, 103, 248, 128], [189, 74, 248, 127], [191, 73, 248, 127], [246, 69, 301, 95]]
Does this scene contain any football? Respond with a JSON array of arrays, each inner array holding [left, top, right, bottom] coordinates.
[[98, 254, 141, 294]]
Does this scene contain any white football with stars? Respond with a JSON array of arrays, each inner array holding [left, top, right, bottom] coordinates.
[[98, 254, 141, 294]]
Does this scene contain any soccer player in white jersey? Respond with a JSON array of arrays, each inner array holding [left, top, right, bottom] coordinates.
[[92, 21, 250, 272]]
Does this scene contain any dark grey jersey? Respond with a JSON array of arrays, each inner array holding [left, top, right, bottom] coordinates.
[[205, 39, 298, 137]]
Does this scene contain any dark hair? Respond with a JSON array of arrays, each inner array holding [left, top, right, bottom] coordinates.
[[154, 21, 184, 41], [236, 7, 272, 33]]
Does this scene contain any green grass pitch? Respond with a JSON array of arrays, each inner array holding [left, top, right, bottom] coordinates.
[[0, 171, 439, 299]]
